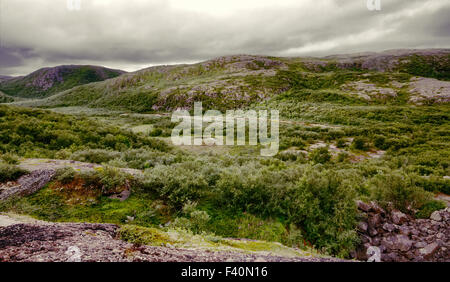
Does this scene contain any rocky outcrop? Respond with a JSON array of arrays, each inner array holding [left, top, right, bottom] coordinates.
[[354, 201, 449, 262], [0, 169, 56, 201], [0, 223, 346, 262]]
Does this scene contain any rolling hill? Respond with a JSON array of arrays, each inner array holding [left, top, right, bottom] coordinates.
[[0, 65, 126, 98], [13, 49, 449, 112]]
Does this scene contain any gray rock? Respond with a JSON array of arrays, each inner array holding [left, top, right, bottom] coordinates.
[[0, 169, 56, 201], [0, 222, 348, 262], [368, 213, 382, 228], [358, 221, 368, 232], [414, 241, 427, 248], [399, 226, 411, 236], [430, 211, 442, 222], [370, 201, 385, 214], [368, 227, 378, 237], [419, 243, 439, 259], [391, 210, 408, 225], [382, 223, 396, 232], [357, 201, 371, 212], [382, 235, 413, 252]]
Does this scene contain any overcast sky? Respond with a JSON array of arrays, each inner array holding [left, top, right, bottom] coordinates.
[[0, 0, 449, 75]]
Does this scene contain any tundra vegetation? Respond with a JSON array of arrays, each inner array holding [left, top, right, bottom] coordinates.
[[0, 51, 449, 258]]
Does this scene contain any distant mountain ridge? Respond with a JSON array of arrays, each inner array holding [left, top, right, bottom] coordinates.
[[0, 65, 126, 98]]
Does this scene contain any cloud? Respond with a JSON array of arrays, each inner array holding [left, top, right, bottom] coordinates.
[[0, 0, 449, 75]]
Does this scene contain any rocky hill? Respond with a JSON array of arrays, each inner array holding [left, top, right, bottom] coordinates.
[[13, 49, 449, 112], [0, 65, 126, 98]]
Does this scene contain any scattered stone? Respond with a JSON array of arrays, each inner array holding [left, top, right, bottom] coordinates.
[[369, 201, 385, 215], [368, 227, 378, 237], [430, 211, 442, 222], [419, 243, 440, 259], [355, 201, 449, 262], [382, 223, 396, 232], [357, 201, 371, 212], [414, 242, 426, 249], [358, 222, 368, 232], [0, 223, 347, 262], [391, 210, 408, 225], [368, 213, 382, 228]]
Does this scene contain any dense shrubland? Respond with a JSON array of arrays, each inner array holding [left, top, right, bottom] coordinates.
[[2, 149, 445, 257], [1, 99, 447, 257], [0, 105, 169, 158]]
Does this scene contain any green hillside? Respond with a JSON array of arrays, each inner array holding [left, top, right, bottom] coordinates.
[[0, 65, 125, 98], [16, 50, 449, 112]]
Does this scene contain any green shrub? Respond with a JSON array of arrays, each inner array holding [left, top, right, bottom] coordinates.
[[234, 214, 289, 244], [119, 225, 172, 246], [69, 167, 134, 195], [337, 152, 349, 163], [173, 206, 211, 234], [0, 153, 20, 165], [288, 169, 359, 257], [149, 128, 163, 137], [54, 167, 76, 184], [0, 105, 169, 158], [373, 135, 387, 150], [309, 147, 331, 164], [71, 149, 121, 164], [351, 137, 368, 151], [141, 163, 209, 210], [0, 163, 28, 182], [416, 200, 446, 219], [370, 171, 433, 213], [336, 138, 347, 148]]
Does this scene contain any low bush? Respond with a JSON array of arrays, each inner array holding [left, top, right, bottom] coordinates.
[[0, 162, 28, 182], [0, 153, 20, 165], [351, 137, 368, 151], [416, 200, 446, 219], [141, 162, 209, 210], [54, 167, 76, 184], [370, 171, 433, 213], [309, 147, 331, 164], [119, 225, 173, 246]]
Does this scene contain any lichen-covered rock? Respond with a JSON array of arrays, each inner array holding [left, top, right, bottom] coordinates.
[[0, 169, 56, 201]]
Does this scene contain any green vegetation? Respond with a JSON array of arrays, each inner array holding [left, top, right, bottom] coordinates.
[[398, 54, 450, 80], [0, 162, 28, 182], [0, 52, 449, 259], [0, 66, 124, 98], [119, 225, 174, 246], [0, 105, 168, 158]]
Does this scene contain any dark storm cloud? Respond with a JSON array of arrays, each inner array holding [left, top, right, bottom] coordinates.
[[0, 0, 449, 75]]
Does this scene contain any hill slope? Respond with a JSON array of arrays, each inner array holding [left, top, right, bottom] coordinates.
[[16, 49, 449, 112], [0, 65, 126, 98]]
